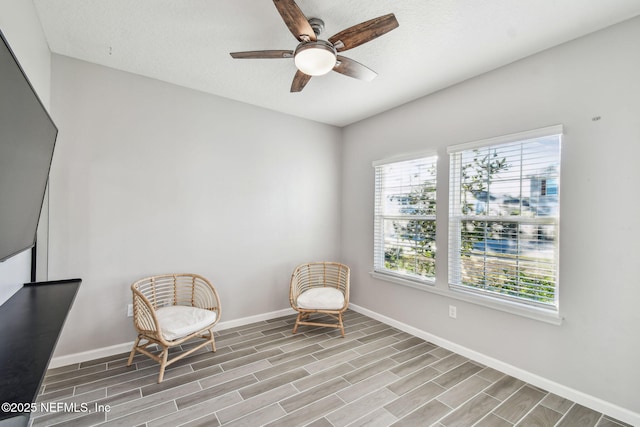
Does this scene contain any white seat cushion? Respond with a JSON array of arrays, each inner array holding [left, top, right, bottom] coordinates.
[[155, 305, 217, 341], [296, 287, 345, 310]]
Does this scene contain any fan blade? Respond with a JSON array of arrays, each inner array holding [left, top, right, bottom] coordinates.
[[230, 50, 293, 59], [328, 13, 399, 52], [273, 0, 316, 42], [290, 70, 311, 92], [333, 56, 377, 82]]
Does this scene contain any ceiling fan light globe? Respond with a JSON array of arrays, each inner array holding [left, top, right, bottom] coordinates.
[[294, 41, 336, 76]]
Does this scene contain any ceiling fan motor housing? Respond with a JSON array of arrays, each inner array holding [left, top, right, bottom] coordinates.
[[308, 17, 325, 37]]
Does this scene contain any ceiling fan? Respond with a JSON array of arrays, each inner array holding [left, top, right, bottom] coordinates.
[[230, 0, 399, 92]]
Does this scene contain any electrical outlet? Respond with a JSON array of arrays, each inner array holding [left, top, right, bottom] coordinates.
[[127, 304, 133, 317], [449, 305, 457, 319]]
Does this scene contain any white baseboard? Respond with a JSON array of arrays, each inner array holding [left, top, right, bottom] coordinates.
[[349, 303, 640, 427], [49, 307, 296, 369], [215, 307, 296, 331]]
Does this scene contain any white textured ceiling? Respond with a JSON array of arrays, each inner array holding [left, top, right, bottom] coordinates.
[[34, 0, 640, 127]]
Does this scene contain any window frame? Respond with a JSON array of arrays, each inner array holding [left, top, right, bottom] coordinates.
[[447, 125, 562, 313], [373, 151, 438, 286]]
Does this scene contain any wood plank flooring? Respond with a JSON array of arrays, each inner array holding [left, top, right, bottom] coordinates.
[[31, 310, 632, 427]]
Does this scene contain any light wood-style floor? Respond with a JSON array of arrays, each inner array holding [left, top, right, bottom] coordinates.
[[32, 310, 631, 427]]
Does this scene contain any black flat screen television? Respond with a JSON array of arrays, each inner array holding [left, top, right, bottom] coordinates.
[[0, 29, 57, 263]]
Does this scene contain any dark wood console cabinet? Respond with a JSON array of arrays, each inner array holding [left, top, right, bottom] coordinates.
[[0, 279, 81, 427]]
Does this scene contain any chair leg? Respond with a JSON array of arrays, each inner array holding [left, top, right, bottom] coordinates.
[[293, 311, 346, 336], [127, 337, 141, 366], [158, 347, 169, 383], [293, 312, 303, 334], [338, 313, 345, 337]]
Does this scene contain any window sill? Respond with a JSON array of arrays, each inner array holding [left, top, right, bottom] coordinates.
[[370, 271, 563, 326]]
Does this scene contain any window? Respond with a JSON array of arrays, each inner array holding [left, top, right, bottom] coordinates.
[[374, 153, 437, 283], [448, 126, 562, 310]]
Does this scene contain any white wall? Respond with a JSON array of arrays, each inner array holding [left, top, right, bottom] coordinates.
[[49, 55, 342, 356], [0, 0, 52, 303], [342, 16, 640, 417], [0, 0, 50, 106]]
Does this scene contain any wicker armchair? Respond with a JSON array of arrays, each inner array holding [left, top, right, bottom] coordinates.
[[289, 262, 350, 337], [127, 273, 221, 382]]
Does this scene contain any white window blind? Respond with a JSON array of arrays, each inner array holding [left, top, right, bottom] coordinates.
[[448, 126, 562, 309], [374, 153, 437, 282]]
